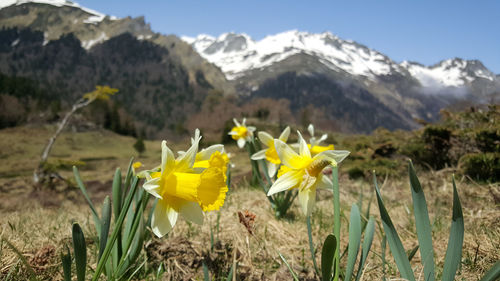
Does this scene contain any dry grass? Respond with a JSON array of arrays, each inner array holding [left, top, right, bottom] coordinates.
[[0, 126, 498, 280]]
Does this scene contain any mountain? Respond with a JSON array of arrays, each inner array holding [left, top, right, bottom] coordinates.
[[0, 1, 498, 135], [183, 31, 500, 132], [0, 0, 231, 93]]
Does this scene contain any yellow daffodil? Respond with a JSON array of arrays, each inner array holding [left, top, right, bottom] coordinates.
[[251, 126, 290, 177], [267, 131, 349, 216], [228, 118, 256, 148], [143, 134, 228, 237], [306, 123, 335, 156]]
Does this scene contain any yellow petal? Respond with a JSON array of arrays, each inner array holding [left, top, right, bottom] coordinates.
[[162, 172, 200, 202], [197, 166, 228, 211], [275, 139, 310, 169]]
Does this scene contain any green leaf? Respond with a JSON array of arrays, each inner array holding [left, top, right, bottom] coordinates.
[[61, 246, 72, 281], [321, 234, 337, 281], [408, 161, 435, 281], [479, 260, 500, 281], [99, 196, 112, 261], [92, 177, 140, 281], [112, 168, 122, 221], [408, 245, 419, 262], [373, 172, 416, 281], [278, 252, 300, 281], [112, 168, 123, 267], [72, 223, 87, 281], [441, 176, 464, 281], [73, 166, 101, 234], [355, 217, 375, 281], [226, 262, 236, 281], [203, 260, 210, 281], [307, 216, 320, 276], [345, 204, 362, 281]]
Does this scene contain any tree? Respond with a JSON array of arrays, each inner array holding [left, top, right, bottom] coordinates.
[[133, 137, 145, 155], [34, 86, 118, 187]]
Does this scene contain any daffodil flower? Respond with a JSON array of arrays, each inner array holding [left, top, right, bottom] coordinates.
[[267, 131, 349, 216], [142, 135, 228, 237], [306, 123, 335, 156], [251, 126, 290, 177], [228, 118, 256, 148]]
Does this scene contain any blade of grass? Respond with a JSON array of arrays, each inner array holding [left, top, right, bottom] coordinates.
[[373, 172, 416, 281], [278, 252, 300, 281], [321, 234, 337, 281], [72, 223, 87, 281], [226, 262, 235, 281], [307, 216, 320, 276], [345, 204, 362, 281], [355, 217, 375, 281], [408, 245, 419, 262], [408, 161, 435, 281], [73, 166, 101, 234], [2, 238, 37, 281], [441, 176, 464, 281]]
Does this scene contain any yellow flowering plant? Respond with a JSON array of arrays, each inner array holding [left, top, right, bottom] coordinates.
[[251, 126, 290, 177], [143, 130, 229, 237], [228, 118, 256, 148]]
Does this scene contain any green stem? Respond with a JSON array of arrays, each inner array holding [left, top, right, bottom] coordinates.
[[332, 166, 341, 281], [307, 216, 320, 276], [92, 177, 140, 281]]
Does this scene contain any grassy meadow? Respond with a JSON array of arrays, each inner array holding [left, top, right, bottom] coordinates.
[[0, 121, 498, 280]]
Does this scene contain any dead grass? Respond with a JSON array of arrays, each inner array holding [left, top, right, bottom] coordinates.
[[0, 126, 498, 280]]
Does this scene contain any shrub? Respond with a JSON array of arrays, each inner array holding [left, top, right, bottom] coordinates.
[[459, 153, 500, 182]]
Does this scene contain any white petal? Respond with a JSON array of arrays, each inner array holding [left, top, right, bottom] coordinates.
[[197, 144, 224, 161], [298, 186, 316, 216], [267, 170, 303, 196], [233, 118, 240, 127], [151, 201, 178, 237], [228, 131, 238, 135], [317, 174, 333, 190], [176, 134, 201, 172], [242, 118, 246, 126], [315, 150, 350, 165], [143, 178, 163, 199], [308, 124, 314, 137], [192, 129, 201, 145], [258, 131, 274, 147], [179, 201, 204, 225], [247, 126, 256, 132], [274, 139, 303, 169], [251, 149, 267, 160], [297, 131, 311, 158], [318, 134, 328, 143], [267, 163, 277, 178], [161, 141, 175, 174], [237, 138, 246, 148], [279, 126, 291, 142]]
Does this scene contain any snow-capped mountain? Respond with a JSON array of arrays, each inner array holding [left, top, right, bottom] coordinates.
[[182, 30, 498, 95]]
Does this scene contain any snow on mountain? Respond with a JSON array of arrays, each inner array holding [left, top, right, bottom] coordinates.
[[183, 30, 498, 91], [0, 0, 116, 23], [400, 59, 496, 89], [182, 30, 402, 80]]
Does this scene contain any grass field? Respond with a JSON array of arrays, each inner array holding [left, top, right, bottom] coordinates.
[[0, 126, 498, 280]]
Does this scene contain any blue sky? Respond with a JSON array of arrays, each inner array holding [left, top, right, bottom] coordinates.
[[78, 0, 500, 73]]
